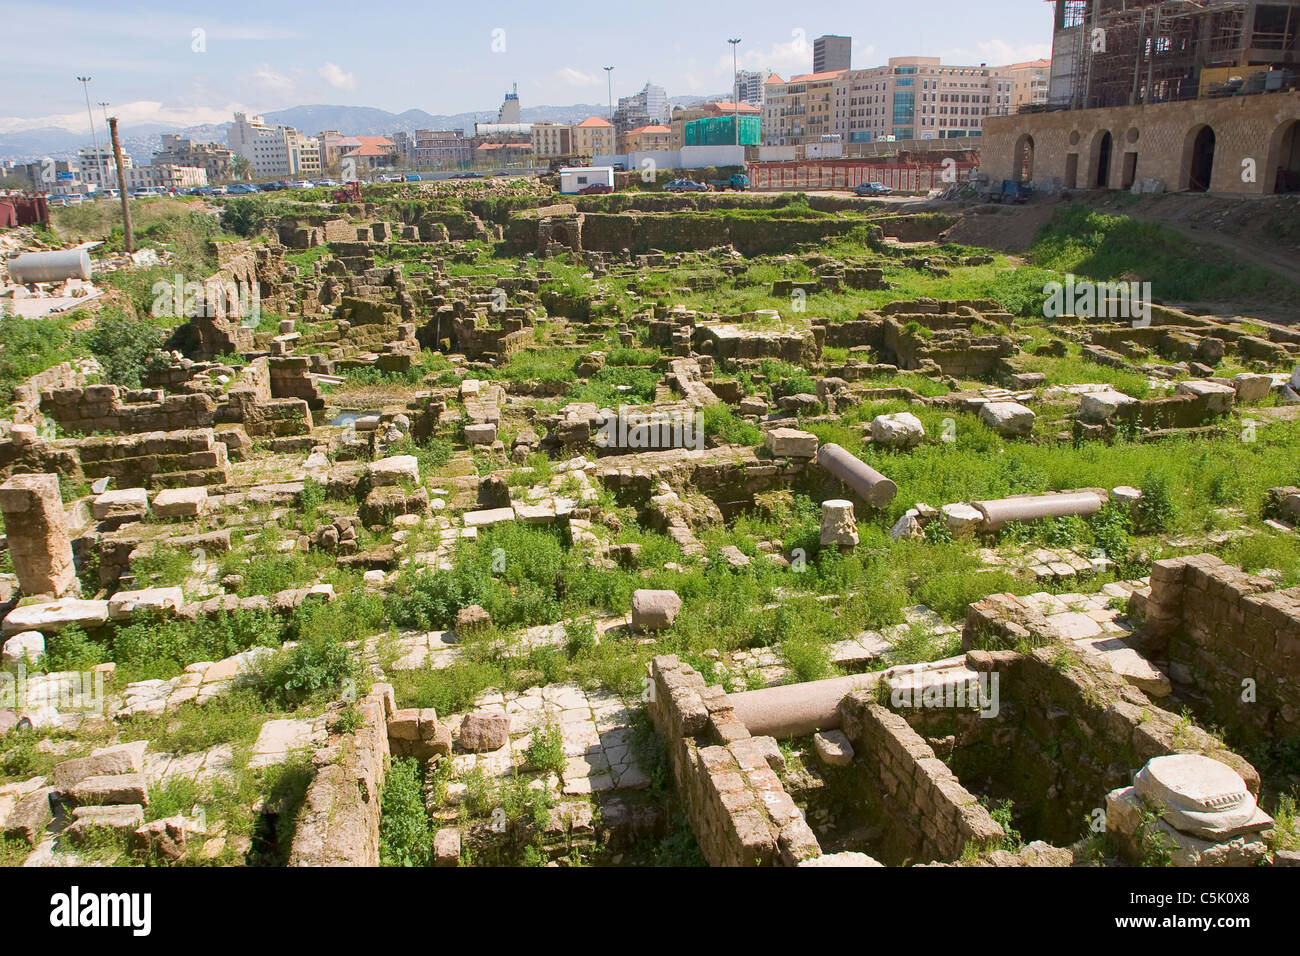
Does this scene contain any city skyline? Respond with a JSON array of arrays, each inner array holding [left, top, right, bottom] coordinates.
[[0, 0, 1053, 136]]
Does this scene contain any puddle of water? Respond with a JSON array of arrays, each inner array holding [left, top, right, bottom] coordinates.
[[329, 409, 379, 427]]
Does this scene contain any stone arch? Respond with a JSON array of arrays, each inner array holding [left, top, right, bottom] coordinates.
[[1182, 124, 1216, 192], [1088, 129, 1115, 188], [1263, 118, 1300, 194], [1013, 133, 1035, 182]]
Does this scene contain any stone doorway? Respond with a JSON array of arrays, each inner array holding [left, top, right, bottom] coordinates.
[[1186, 125, 1216, 192]]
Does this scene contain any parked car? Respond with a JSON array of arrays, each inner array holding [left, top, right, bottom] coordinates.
[[315, 179, 339, 188], [577, 183, 612, 195], [225, 183, 258, 194], [854, 181, 892, 196], [663, 178, 709, 193], [403, 174, 421, 182]]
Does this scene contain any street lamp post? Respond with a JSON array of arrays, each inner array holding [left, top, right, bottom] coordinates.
[[76, 76, 104, 194], [728, 39, 742, 147]]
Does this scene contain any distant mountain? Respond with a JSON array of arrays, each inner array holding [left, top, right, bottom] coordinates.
[[0, 94, 731, 163]]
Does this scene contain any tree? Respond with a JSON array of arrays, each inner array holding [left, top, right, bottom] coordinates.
[[231, 155, 252, 182]]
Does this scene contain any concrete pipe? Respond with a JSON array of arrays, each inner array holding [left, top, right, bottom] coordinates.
[[6, 249, 92, 284], [971, 491, 1105, 532], [814, 442, 898, 507], [730, 673, 880, 738]]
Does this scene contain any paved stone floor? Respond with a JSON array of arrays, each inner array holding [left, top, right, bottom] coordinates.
[[440, 681, 648, 800]]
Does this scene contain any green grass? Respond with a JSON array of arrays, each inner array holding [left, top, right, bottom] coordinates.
[[1028, 204, 1300, 306]]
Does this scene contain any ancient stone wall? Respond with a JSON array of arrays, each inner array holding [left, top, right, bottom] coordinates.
[[837, 693, 1004, 862], [1130, 553, 1300, 742], [946, 592, 1261, 844], [73, 428, 230, 489], [40, 385, 216, 435], [647, 654, 820, 866], [288, 684, 392, 867], [8, 362, 83, 425], [508, 212, 881, 256]]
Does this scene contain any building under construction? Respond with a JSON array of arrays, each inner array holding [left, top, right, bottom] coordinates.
[[1049, 0, 1300, 109]]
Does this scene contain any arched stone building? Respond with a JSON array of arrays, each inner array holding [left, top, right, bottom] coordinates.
[[982, 91, 1300, 194]]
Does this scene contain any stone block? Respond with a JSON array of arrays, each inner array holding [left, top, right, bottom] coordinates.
[[151, 487, 208, 518], [632, 589, 681, 633], [92, 488, 149, 522], [765, 427, 818, 458]]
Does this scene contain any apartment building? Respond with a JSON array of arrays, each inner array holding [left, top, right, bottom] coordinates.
[[393, 129, 471, 168], [531, 122, 575, 159], [573, 116, 615, 159], [227, 112, 322, 178], [1006, 59, 1051, 110], [154, 135, 235, 182], [124, 164, 209, 191], [765, 57, 1017, 145], [761, 70, 845, 146], [622, 124, 672, 153], [76, 146, 131, 187]]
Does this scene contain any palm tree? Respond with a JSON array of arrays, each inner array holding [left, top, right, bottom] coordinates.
[[231, 155, 252, 182]]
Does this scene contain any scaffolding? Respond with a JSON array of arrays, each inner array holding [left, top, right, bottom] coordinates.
[[1050, 0, 1300, 109]]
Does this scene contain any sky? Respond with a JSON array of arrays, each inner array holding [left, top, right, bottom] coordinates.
[[0, 0, 1055, 134]]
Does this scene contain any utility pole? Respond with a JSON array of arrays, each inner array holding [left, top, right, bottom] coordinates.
[[604, 65, 614, 120], [108, 116, 133, 254], [729, 39, 742, 146], [77, 76, 105, 194]]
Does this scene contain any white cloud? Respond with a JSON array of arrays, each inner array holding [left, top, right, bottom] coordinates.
[[554, 67, 600, 86], [720, 31, 817, 79], [0, 101, 243, 134], [319, 62, 356, 91], [252, 64, 294, 92], [939, 39, 1051, 66]]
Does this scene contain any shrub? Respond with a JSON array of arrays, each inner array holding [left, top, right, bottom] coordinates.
[[255, 632, 358, 709], [701, 402, 761, 447], [83, 311, 163, 388], [524, 722, 566, 775], [379, 757, 432, 867], [1134, 471, 1177, 534]]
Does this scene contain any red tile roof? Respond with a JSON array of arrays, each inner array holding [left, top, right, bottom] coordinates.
[[577, 116, 613, 128]]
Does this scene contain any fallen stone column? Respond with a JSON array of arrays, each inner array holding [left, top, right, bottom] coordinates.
[[970, 491, 1105, 532], [814, 442, 897, 507], [0, 473, 78, 598], [730, 673, 879, 739]]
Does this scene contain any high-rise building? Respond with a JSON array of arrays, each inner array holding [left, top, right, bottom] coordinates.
[[736, 70, 773, 109], [614, 82, 669, 134], [813, 35, 852, 73]]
